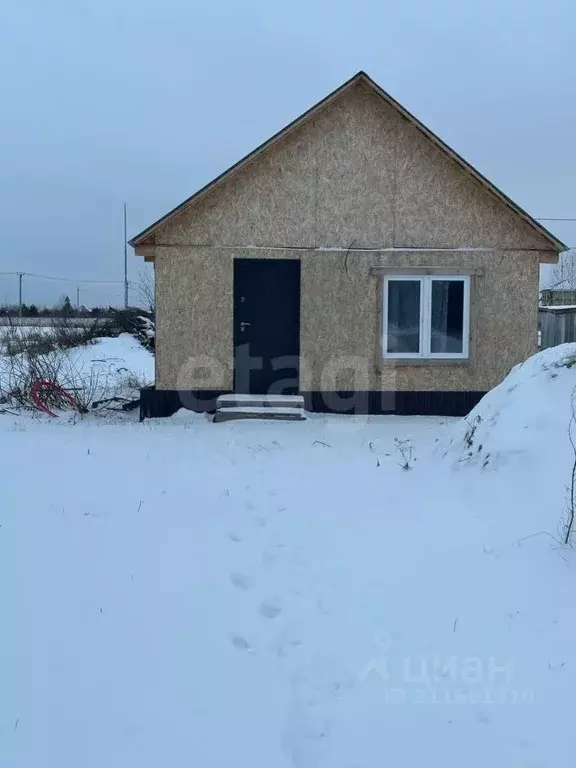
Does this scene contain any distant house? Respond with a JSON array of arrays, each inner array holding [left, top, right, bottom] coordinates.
[[540, 289, 576, 307], [130, 71, 566, 419]]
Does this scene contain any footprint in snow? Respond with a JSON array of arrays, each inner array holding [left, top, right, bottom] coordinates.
[[259, 599, 282, 620], [281, 662, 346, 767], [230, 572, 253, 591], [275, 627, 303, 659], [227, 530, 242, 543], [229, 634, 256, 653]]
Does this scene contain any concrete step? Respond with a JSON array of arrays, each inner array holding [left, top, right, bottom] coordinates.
[[214, 405, 306, 423], [217, 393, 304, 410]]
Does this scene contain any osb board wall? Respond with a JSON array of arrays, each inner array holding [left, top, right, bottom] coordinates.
[[155, 246, 540, 392], [149, 82, 550, 251]]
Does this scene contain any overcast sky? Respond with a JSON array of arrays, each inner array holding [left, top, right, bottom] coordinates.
[[0, 0, 574, 306]]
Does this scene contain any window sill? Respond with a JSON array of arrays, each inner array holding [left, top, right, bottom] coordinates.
[[379, 358, 472, 367]]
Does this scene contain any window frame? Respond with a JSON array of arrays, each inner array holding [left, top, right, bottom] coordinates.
[[382, 274, 471, 360]]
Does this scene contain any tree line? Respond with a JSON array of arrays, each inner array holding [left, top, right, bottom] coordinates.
[[0, 297, 131, 319]]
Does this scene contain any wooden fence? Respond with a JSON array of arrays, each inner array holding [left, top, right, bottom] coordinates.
[[540, 307, 576, 349]]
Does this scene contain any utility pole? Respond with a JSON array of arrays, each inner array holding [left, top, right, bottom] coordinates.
[[123, 202, 129, 309], [17, 272, 24, 316], [76, 286, 80, 312]]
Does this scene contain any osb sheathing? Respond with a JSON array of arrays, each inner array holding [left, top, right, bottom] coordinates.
[[150, 81, 548, 392], [156, 246, 540, 392], [150, 83, 551, 251]]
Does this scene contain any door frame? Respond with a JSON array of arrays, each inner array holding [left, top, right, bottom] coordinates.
[[232, 257, 301, 395]]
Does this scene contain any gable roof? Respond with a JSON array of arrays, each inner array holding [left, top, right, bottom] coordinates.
[[129, 71, 566, 252]]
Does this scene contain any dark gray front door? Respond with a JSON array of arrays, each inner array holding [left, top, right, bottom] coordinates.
[[233, 258, 301, 394]]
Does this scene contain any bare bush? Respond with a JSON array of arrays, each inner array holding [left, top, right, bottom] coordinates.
[[1, 327, 55, 357], [52, 317, 111, 350], [116, 370, 147, 391], [0, 344, 130, 415], [563, 387, 576, 545], [133, 269, 155, 314], [394, 437, 416, 470], [0, 318, 110, 358]]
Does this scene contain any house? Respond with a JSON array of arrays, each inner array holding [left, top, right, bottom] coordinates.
[[130, 71, 566, 420], [540, 289, 576, 307]]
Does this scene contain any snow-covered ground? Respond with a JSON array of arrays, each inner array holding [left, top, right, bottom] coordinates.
[[1, 341, 575, 767]]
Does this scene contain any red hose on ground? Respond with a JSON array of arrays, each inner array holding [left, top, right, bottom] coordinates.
[[31, 380, 85, 417]]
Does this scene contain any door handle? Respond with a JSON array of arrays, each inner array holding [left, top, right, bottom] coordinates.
[[240, 321, 251, 331]]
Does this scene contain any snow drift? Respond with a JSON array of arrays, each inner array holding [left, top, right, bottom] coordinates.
[[438, 342, 576, 476]]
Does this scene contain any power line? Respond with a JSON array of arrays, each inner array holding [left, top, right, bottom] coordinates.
[[1, 220, 575, 299], [26, 272, 125, 284], [0, 272, 134, 311], [0, 271, 125, 284]]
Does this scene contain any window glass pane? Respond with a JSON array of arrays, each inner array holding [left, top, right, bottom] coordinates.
[[430, 280, 464, 353], [387, 280, 421, 354]]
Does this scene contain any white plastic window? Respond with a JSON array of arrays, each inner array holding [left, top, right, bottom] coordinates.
[[382, 275, 470, 359]]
